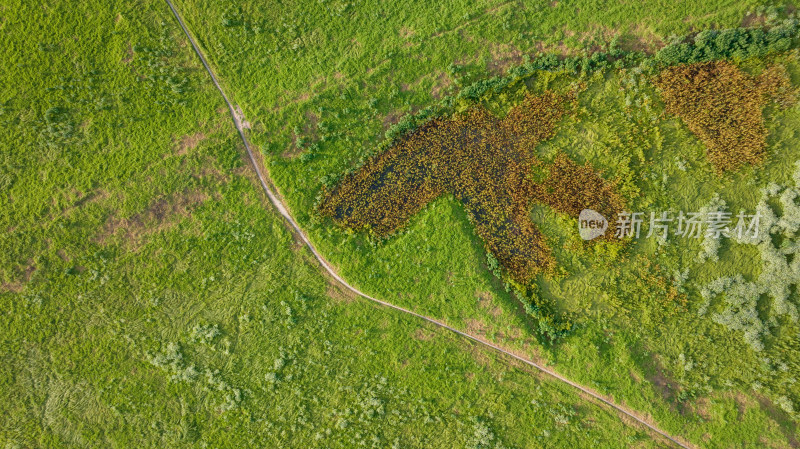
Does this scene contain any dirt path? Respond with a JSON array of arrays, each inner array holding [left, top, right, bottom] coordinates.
[[163, 1, 696, 447]]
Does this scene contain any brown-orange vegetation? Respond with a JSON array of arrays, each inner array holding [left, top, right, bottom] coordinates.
[[318, 91, 624, 282], [654, 61, 796, 172]]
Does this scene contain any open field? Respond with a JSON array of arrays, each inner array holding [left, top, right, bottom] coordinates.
[[0, 0, 705, 447], [3, 0, 800, 447], [167, 0, 800, 447]]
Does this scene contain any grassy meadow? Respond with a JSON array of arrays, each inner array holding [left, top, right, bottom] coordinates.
[[159, 0, 800, 447], [0, 0, 710, 448]]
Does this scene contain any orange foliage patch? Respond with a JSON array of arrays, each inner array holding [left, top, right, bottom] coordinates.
[[319, 91, 624, 281], [654, 61, 796, 172]]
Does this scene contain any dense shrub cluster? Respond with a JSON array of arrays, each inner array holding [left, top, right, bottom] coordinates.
[[318, 92, 623, 282], [655, 21, 799, 65], [654, 61, 795, 172], [515, 287, 575, 340]]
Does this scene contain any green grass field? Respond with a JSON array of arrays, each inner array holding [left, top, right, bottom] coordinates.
[[3, 0, 800, 447]]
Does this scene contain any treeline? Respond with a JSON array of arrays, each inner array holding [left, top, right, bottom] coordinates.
[[656, 21, 798, 65]]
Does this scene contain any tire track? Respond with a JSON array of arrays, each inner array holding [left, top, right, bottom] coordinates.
[[163, 1, 695, 447]]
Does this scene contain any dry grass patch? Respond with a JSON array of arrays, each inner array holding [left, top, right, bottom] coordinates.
[[326, 283, 356, 304], [430, 71, 453, 99], [173, 131, 206, 156], [487, 43, 524, 75], [654, 61, 796, 172], [1, 261, 35, 293], [97, 188, 209, 248], [413, 327, 436, 341]]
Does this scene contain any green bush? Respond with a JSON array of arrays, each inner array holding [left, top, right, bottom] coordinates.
[[656, 20, 800, 65]]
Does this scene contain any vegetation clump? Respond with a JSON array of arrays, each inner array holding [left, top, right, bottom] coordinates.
[[654, 61, 796, 172], [701, 162, 800, 353], [655, 21, 799, 66], [318, 92, 624, 281]]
